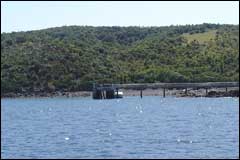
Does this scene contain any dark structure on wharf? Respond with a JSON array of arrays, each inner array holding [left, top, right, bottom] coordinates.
[[92, 83, 123, 99], [92, 82, 239, 99]]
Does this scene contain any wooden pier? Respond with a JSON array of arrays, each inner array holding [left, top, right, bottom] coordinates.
[[93, 82, 239, 98]]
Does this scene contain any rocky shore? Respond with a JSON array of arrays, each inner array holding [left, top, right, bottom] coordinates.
[[122, 88, 239, 97], [1, 87, 239, 98], [1, 91, 91, 98]]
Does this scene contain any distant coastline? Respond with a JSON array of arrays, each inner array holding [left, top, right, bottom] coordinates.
[[1, 88, 239, 98]]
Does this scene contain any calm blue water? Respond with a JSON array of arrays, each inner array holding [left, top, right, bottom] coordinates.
[[1, 96, 239, 159]]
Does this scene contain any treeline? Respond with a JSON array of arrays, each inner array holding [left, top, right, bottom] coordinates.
[[1, 23, 239, 94]]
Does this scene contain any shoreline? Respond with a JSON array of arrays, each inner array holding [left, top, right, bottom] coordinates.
[[122, 88, 239, 97], [1, 87, 239, 98]]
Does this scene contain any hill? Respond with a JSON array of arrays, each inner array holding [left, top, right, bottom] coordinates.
[[1, 23, 239, 94]]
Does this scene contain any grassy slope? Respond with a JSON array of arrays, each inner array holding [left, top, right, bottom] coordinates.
[[182, 29, 217, 43]]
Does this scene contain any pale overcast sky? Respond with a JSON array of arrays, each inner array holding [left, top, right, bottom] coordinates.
[[1, 1, 239, 33]]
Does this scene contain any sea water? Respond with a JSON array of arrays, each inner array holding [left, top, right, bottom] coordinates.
[[1, 96, 239, 158]]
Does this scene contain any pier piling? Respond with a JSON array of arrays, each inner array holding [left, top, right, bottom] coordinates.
[[116, 88, 119, 97], [163, 88, 166, 97]]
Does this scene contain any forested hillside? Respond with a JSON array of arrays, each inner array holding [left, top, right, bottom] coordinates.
[[1, 23, 239, 94]]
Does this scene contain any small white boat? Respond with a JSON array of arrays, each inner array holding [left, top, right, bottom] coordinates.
[[114, 91, 123, 98]]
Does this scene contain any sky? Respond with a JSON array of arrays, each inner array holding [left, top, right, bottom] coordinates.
[[1, 1, 239, 33]]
